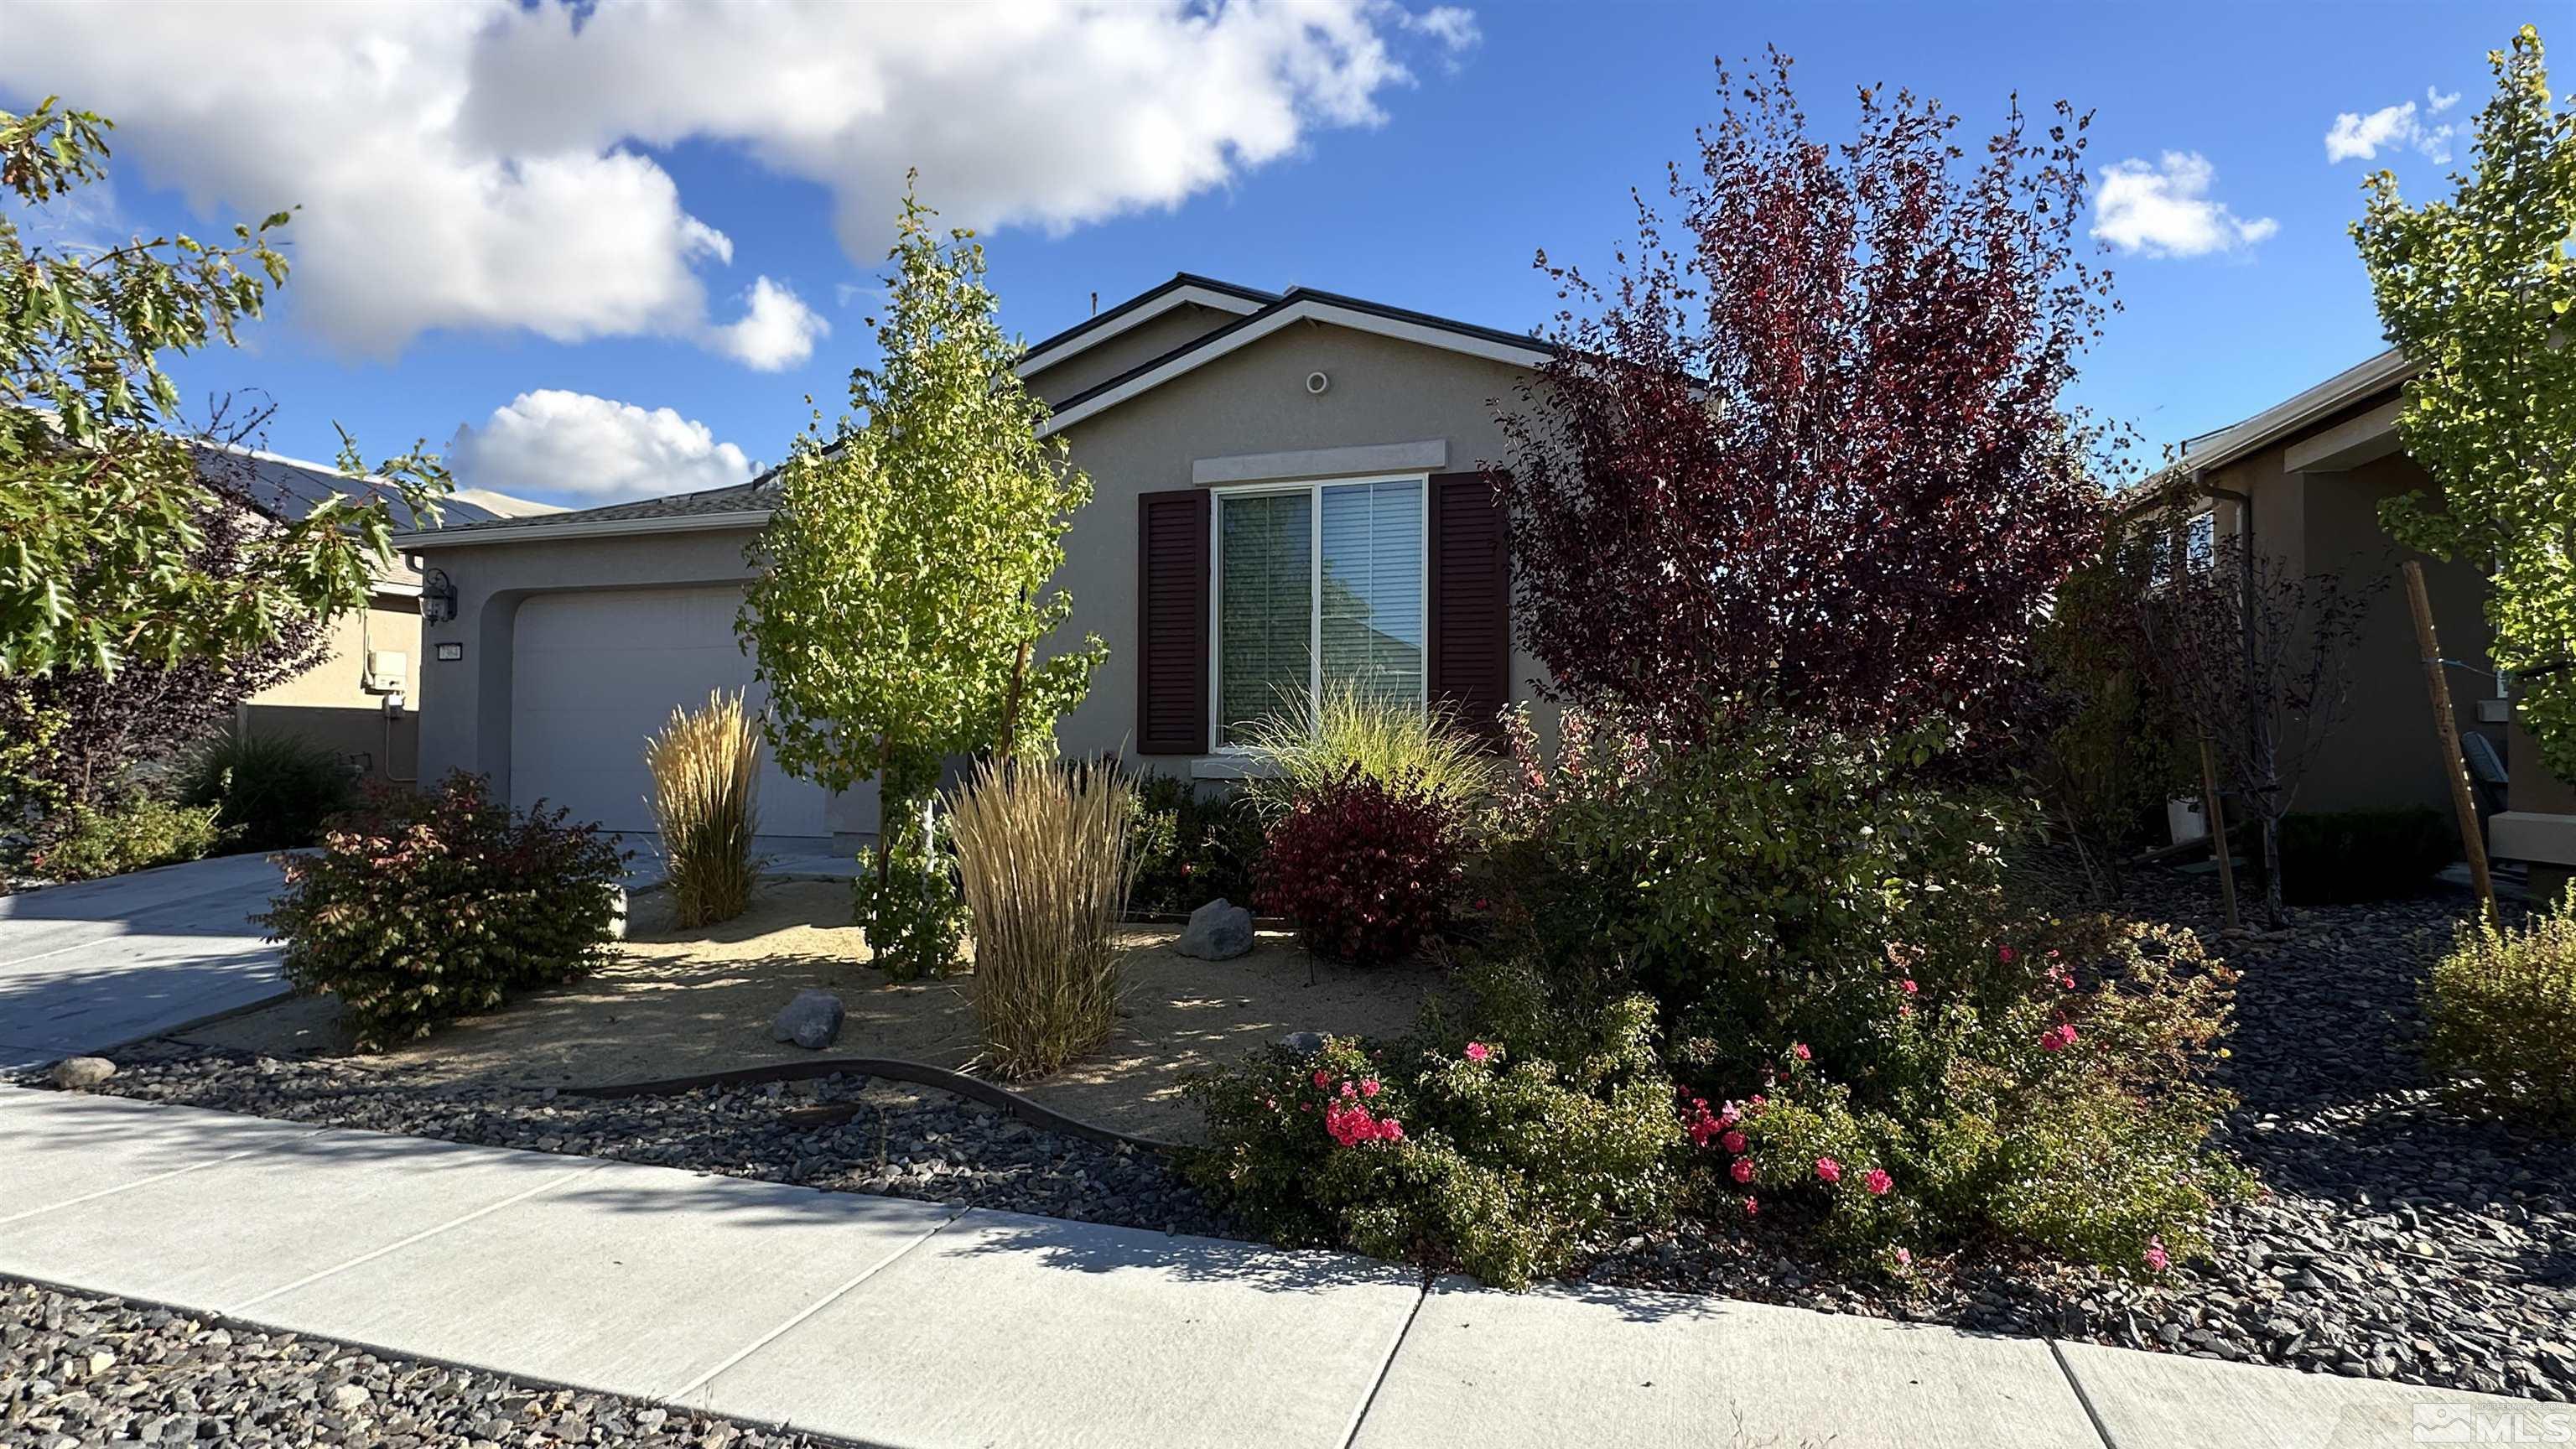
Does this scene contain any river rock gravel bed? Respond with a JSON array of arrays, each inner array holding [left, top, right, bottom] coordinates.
[[0, 1279, 826, 1448], [49, 1044, 1233, 1241]]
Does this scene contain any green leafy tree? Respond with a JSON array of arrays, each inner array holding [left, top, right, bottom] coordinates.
[[2354, 27, 2576, 777], [0, 99, 448, 683], [741, 178, 1103, 979]]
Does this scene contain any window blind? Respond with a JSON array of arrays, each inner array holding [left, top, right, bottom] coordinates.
[[1321, 479, 1425, 709], [1218, 491, 1312, 744]]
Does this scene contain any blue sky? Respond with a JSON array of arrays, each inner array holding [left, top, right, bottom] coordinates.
[[1, 1, 2541, 507]]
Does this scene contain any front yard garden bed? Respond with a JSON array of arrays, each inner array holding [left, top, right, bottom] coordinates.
[[178, 878, 1432, 1141], [0, 1279, 824, 1449], [36, 862, 2574, 1401]]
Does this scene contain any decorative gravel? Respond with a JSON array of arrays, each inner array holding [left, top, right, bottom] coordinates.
[[0, 1278, 826, 1448], [60, 1044, 1231, 1241], [1578, 867, 2576, 1402]]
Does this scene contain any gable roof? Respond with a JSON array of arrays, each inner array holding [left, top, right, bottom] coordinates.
[[397, 278, 1556, 548], [2116, 345, 2414, 515], [1037, 285, 1557, 435], [1014, 273, 1277, 378]]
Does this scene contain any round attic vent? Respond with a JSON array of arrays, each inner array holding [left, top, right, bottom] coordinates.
[[1305, 370, 1330, 395]]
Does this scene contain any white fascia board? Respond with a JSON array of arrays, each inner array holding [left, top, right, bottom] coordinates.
[[2284, 397, 2404, 474], [1040, 299, 1555, 437], [392, 509, 773, 550], [1015, 284, 1266, 378], [2179, 348, 2412, 476]]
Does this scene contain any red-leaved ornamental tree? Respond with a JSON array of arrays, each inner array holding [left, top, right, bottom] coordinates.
[[1498, 52, 2114, 745]]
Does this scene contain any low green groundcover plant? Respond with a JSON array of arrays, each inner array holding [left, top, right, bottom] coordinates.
[[24, 795, 224, 881], [258, 772, 626, 1049], [2426, 901, 2576, 1134], [180, 730, 359, 854], [1185, 961, 1681, 1288]]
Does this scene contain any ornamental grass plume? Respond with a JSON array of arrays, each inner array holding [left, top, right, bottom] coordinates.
[[1236, 680, 1495, 813], [643, 689, 763, 928], [948, 756, 1140, 1079]]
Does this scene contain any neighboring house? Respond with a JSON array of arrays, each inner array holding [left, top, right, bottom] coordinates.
[[2120, 348, 2576, 886], [392, 274, 1554, 839], [216, 444, 559, 784]]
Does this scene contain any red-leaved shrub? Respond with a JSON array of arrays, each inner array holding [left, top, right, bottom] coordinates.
[[1256, 766, 1464, 964]]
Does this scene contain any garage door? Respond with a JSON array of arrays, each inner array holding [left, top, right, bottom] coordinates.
[[511, 587, 830, 837]]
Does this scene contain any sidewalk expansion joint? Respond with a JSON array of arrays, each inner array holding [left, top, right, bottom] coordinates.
[[2048, 1338, 2122, 1449], [662, 1204, 972, 1408], [1338, 1280, 1431, 1449], [230, 1160, 617, 1311]]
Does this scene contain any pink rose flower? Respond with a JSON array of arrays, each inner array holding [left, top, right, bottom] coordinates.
[[1998, 946, 2017, 963], [1721, 1130, 1748, 1156], [1730, 1157, 1755, 1184], [2144, 1238, 2170, 1273], [1893, 1247, 1912, 1267], [1360, 1078, 1381, 1098], [1899, 979, 1919, 995], [1815, 1156, 1842, 1184], [1312, 1069, 1332, 1089], [1464, 1041, 1492, 1063], [1791, 1042, 1812, 1062], [1742, 1195, 1759, 1217], [1862, 1168, 1893, 1197]]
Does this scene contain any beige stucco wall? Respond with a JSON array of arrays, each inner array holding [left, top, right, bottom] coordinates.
[[236, 594, 420, 784], [2184, 413, 2500, 818], [1025, 302, 1248, 408]]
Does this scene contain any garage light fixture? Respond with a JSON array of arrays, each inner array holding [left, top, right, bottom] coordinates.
[[421, 568, 458, 625]]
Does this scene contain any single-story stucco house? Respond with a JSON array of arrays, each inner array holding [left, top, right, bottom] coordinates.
[[2122, 346, 2576, 886], [393, 275, 1555, 840]]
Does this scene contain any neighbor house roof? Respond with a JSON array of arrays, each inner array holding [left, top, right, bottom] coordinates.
[[205, 442, 558, 532], [397, 275, 1556, 550]]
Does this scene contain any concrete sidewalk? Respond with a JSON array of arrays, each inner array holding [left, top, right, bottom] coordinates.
[[0, 1086, 2557, 1449]]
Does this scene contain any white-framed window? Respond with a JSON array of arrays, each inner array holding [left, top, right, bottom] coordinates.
[[2147, 506, 2217, 592], [1210, 474, 1428, 746]]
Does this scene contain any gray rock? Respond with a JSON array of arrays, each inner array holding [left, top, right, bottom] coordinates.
[[50, 1056, 117, 1089], [1276, 1031, 1326, 1054], [769, 989, 844, 1050], [1176, 897, 1254, 960]]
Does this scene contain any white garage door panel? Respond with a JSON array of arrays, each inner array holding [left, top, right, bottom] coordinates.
[[512, 588, 829, 837]]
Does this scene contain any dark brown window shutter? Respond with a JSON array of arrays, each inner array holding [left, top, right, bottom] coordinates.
[[1428, 470, 1511, 744], [1136, 488, 1212, 755]]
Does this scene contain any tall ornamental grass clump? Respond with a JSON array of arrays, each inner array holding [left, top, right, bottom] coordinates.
[[2427, 902, 2576, 1134], [949, 757, 1140, 1079], [644, 690, 763, 928], [1237, 683, 1495, 813]]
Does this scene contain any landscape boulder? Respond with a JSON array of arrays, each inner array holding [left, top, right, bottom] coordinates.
[[49, 1057, 117, 1090], [1176, 898, 1254, 961], [770, 989, 845, 1051]]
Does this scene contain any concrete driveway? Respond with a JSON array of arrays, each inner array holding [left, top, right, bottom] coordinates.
[[0, 853, 291, 1072]]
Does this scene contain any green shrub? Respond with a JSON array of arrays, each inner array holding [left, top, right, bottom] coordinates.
[[1185, 961, 1681, 1287], [25, 795, 224, 880], [2427, 901, 2576, 1133], [1492, 706, 2247, 1273], [1127, 771, 1263, 915], [257, 772, 627, 1049], [179, 730, 359, 854], [2277, 807, 2456, 905], [1235, 683, 1495, 814]]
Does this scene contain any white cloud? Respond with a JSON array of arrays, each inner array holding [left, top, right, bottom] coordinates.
[[2092, 153, 2278, 259], [0, 0, 1462, 358], [447, 390, 756, 502], [706, 277, 828, 371], [2325, 93, 2456, 165]]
